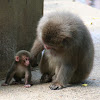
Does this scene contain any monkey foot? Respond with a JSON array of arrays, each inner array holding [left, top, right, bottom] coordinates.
[[40, 74, 52, 83], [49, 82, 63, 90], [1, 83, 8, 86], [24, 84, 31, 88]]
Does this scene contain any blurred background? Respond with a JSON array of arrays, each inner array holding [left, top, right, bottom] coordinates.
[[75, 0, 100, 9]]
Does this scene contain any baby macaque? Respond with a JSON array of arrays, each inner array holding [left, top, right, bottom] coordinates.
[[30, 12, 94, 90], [2, 50, 32, 88]]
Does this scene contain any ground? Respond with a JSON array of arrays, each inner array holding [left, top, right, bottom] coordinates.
[[0, 0, 100, 100]]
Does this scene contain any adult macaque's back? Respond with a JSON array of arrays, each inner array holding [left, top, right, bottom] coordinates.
[[30, 12, 94, 90]]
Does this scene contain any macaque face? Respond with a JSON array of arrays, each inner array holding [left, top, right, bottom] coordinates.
[[22, 56, 30, 66], [15, 55, 30, 66], [42, 35, 63, 49], [42, 34, 65, 52], [43, 43, 65, 56], [41, 23, 66, 50]]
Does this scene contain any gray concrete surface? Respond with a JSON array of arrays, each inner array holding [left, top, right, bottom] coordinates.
[[0, 0, 100, 100]]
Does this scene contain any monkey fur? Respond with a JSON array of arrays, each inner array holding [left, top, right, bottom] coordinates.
[[2, 50, 32, 88], [30, 12, 94, 90]]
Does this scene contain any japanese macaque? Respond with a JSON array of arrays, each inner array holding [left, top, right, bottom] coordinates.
[[30, 12, 94, 90], [2, 50, 32, 88]]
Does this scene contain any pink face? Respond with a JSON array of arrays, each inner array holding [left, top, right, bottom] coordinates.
[[22, 56, 30, 66], [44, 44, 52, 49], [44, 44, 57, 51], [15, 56, 30, 66]]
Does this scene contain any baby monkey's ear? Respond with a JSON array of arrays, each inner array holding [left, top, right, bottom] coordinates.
[[15, 56, 19, 62]]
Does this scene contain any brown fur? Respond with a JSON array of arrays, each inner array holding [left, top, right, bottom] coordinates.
[[30, 38, 44, 67], [2, 50, 32, 88], [30, 12, 94, 90]]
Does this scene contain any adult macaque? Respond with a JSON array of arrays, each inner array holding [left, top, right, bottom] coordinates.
[[2, 50, 32, 88], [30, 12, 94, 90]]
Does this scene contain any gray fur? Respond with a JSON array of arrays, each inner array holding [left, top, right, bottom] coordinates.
[[31, 12, 94, 90]]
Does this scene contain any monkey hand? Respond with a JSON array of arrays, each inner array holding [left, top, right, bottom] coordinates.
[[30, 56, 38, 67], [1, 83, 9, 86], [24, 84, 31, 88], [49, 82, 63, 90]]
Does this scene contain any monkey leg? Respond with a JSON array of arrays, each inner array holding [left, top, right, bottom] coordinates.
[[40, 74, 53, 83], [12, 75, 23, 85], [1, 83, 9, 86], [49, 65, 75, 90], [39, 53, 54, 83], [49, 82, 63, 90], [52, 75, 56, 82]]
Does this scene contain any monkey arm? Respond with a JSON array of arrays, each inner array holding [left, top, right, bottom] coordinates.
[[30, 38, 44, 57], [49, 65, 76, 90], [24, 69, 31, 85], [30, 38, 44, 67], [24, 69, 32, 88], [55, 65, 75, 87], [5, 65, 16, 84]]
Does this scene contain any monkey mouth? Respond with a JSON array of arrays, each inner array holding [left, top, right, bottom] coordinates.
[[25, 63, 30, 67]]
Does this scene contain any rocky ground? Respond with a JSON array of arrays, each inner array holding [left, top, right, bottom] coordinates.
[[0, 0, 100, 100]]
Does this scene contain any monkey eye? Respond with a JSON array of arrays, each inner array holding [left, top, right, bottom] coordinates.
[[25, 58, 29, 61]]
